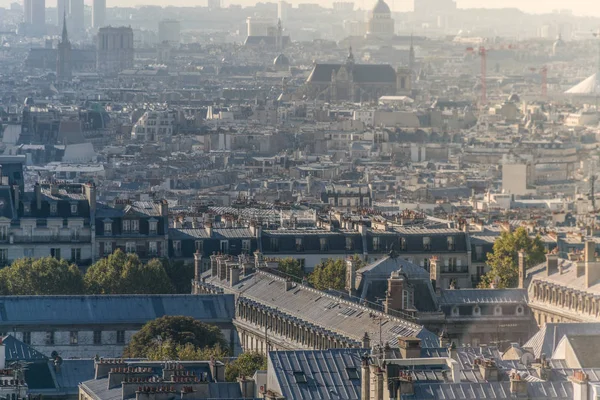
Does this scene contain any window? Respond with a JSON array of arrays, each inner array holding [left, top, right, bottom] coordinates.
[[515, 305, 524, 316], [173, 240, 182, 257], [22, 332, 31, 345], [345, 237, 353, 251], [477, 265, 485, 277], [295, 237, 304, 252], [71, 228, 80, 241], [195, 240, 204, 253], [70, 204, 78, 215], [0, 249, 7, 263], [242, 239, 251, 253], [473, 306, 481, 316], [447, 236, 455, 251], [320, 238, 329, 252], [475, 245, 483, 261], [131, 220, 139, 233], [71, 248, 81, 261], [220, 240, 229, 253], [0, 226, 8, 241], [116, 330, 125, 344], [50, 227, 59, 240], [423, 237, 431, 251], [422, 258, 430, 271], [50, 248, 61, 259], [122, 220, 130, 232], [93, 330, 102, 345], [149, 220, 158, 234], [125, 242, 136, 253], [402, 289, 414, 310], [70, 331, 78, 345], [494, 306, 503, 316], [373, 236, 380, 251], [104, 222, 112, 235], [346, 367, 360, 380], [46, 331, 55, 345], [24, 248, 34, 258], [23, 203, 30, 214], [400, 237, 407, 251], [271, 238, 279, 251], [293, 371, 307, 384], [50, 203, 57, 214], [451, 306, 459, 316], [148, 241, 158, 256], [104, 242, 113, 256]]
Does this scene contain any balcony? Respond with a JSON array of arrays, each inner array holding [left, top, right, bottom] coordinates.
[[13, 234, 92, 244]]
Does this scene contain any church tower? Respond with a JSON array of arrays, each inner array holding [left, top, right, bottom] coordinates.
[[57, 13, 72, 81]]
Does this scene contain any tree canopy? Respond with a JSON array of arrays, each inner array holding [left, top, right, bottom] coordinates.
[[309, 258, 347, 291], [161, 259, 194, 294], [478, 227, 546, 289], [0, 257, 84, 295], [123, 315, 228, 358], [146, 340, 229, 362], [276, 258, 304, 282], [84, 250, 175, 294], [225, 352, 267, 382]]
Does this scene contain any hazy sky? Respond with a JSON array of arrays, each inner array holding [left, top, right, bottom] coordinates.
[[7, 0, 599, 18]]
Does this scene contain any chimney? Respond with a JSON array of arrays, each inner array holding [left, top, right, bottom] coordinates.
[[0, 337, 5, 369], [35, 182, 42, 210], [12, 184, 19, 209], [284, 278, 294, 291], [397, 372, 414, 397], [384, 271, 406, 314], [361, 354, 370, 400], [362, 332, 371, 349], [546, 252, 558, 276], [194, 251, 202, 281], [209, 357, 225, 382], [210, 255, 218, 277], [518, 250, 526, 289], [509, 372, 528, 397], [230, 265, 240, 287], [477, 359, 499, 381], [84, 182, 97, 213], [50, 184, 59, 196], [397, 337, 421, 359], [205, 222, 213, 238], [429, 256, 440, 293], [158, 199, 168, 217], [569, 370, 589, 400], [585, 240, 600, 288], [370, 365, 384, 400], [237, 376, 255, 399], [345, 257, 357, 296]]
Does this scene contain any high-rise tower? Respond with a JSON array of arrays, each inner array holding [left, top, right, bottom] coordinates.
[[92, 0, 106, 29]]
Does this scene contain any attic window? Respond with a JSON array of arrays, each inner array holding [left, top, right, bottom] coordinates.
[[23, 203, 30, 214], [293, 372, 307, 383], [50, 203, 57, 214], [71, 204, 78, 215], [346, 368, 359, 380]]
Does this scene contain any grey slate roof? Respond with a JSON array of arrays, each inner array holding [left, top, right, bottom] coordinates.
[[2, 334, 48, 361], [0, 294, 235, 327], [203, 270, 439, 347], [438, 289, 528, 305], [523, 323, 600, 358], [409, 381, 573, 400], [269, 349, 363, 400]]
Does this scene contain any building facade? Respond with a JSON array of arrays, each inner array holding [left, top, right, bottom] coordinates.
[[96, 26, 134, 74]]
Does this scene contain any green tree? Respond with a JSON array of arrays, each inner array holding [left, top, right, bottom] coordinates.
[[123, 315, 228, 358], [276, 258, 304, 282], [308, 258, 347, 291], [478, 227, 546, 289], [0, 257, 84, 295], [84, 250, 174, 294], [225, 352, 267, 382], [162, 259, 194, 294], [146, 340, 229, 361]]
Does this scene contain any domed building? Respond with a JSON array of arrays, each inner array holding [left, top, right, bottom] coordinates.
[[553, 33, 565, 57], [273, 53, 290, 71], [367, 0, 395, 39]]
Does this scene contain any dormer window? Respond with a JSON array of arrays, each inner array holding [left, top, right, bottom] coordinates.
[[149, 220, 157, 234], [50, 203, 57, 214], [23, 203, 30, 214], [494, 306, 503, 316], [473, 305, 481, 316], [451, 306, 459, 316], [447, 236, 455, 251], [70, 204, 78, 215], [423, 237, 431, 251], [104, 221, 112, 235]]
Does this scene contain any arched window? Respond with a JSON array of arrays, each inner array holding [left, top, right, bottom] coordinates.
[[472, 306, 481, 316], [515, 305, 524, 316]]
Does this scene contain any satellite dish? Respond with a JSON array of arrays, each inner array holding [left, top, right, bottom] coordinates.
[[520, 353, 534, 367]]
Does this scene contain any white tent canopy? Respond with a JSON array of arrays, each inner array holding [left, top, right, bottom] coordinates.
[[565, 73, 600, 95]]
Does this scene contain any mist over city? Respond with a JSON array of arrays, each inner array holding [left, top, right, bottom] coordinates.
[[0, 0, 600, 399]]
